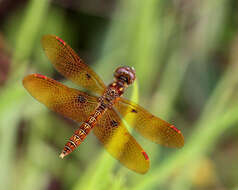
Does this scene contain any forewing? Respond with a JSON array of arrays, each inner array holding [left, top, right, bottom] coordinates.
[[115, 98, 184, 148], [93, 108, 150, 174], [41, 35, 106, 95], [23, 74, 98, 123]]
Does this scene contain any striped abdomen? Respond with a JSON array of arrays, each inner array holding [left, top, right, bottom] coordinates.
[[59, 106, 105, 158]]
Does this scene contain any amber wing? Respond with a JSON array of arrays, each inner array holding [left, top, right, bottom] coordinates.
[[93, 108, 150, 174], [23, 74, 98, 123], [115, 98, 184, 148], [41, 35, 106, 95]]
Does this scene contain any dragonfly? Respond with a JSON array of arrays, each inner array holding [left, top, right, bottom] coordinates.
[[23, 35, 184, 174]]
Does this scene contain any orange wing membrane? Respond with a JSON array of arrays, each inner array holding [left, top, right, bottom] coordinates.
[[41, 35, 106, 95], [115, 98, 184, 148], [93, 108, 150, 174], [23, 74, 98, 123]]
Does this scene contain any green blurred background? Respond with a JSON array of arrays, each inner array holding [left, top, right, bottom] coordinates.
[[1, 0, 238, 189]]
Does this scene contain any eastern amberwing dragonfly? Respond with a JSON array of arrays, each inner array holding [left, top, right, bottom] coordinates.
[[23, 35, 184, 174]]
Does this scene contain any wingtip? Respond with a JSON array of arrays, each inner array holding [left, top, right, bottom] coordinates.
[[22, 74, 33, 88], [22, 74, 43, 89], [169, 125, 185, 148]]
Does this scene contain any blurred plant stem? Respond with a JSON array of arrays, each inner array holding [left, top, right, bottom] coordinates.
[[0, 0, 49, 190], [170, 157, 217, 190], [152, 52, 190, 119], [73, 152, 117, 190], [169, 164, 195, 190]]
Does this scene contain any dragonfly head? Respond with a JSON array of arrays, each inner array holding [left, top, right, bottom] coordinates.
[[114, 66, 136, 85]]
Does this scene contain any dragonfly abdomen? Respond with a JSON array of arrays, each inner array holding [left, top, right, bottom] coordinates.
[[59, 105, 106, 158]]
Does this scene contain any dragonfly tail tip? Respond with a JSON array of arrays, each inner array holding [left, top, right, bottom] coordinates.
[[59, 153, 65, 159]]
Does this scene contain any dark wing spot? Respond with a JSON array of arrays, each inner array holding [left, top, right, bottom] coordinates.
[[110, 120, 118, 127], [77, 95, 87, 103], [131, 109, 138, 113], [86, 73, 91, 79]]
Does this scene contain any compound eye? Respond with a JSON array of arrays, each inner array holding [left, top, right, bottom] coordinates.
[[114, 66, 136, 84]]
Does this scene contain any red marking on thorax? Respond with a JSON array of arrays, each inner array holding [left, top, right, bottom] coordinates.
[[142, 151, 149, 161], [108, 82, 125, 98], [55, 36, 66, 46], [170, 125, 181, 134]]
